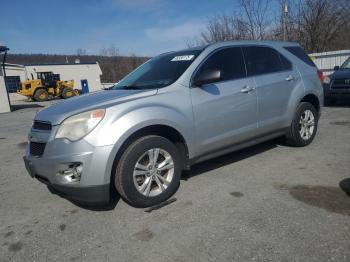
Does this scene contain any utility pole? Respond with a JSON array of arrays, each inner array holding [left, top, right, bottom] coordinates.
[[282, 1, 289, 41]]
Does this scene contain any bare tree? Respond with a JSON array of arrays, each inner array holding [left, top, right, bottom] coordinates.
[[195, 0, 350, 53], [198, 0, 273, 44], [130, 53, 139, 69], [76, 48, 87, 56], [285, 0, 350, 52], [198, 14, 254, 44], [107, 44, 119, 57], [201, 15, 240, 43], [239, 0, 271, 40], [99, 47, 108, 56], [304, 0, 349, 52], [100, 44, 119, 57]]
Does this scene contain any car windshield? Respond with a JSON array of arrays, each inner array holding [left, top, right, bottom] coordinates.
[[341, 57, 350, 69], [110, 49, 202, 90]]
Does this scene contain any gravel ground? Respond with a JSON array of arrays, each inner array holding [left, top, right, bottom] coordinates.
[[0, 99, 349, 262]]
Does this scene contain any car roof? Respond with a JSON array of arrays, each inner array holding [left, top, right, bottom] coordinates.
[[159, 40, 299, 57], [181, 40, 299, 53]]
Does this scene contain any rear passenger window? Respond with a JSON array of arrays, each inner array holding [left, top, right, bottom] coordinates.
[[243, 46, 290, 76], [280, 54, 292, 71], [196, 47, 246, 82]]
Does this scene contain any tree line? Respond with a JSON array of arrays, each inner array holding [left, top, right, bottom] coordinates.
[[2, 0, 349, 83], [188, 0, 350, 53], [3, 53, 148, 83]]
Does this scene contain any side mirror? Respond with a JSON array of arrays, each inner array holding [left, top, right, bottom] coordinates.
[[193, 69, 221, 87], [334, 66, 340, 71]]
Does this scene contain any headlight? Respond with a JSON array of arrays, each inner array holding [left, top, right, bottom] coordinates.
[[56, 109, 105, 141]]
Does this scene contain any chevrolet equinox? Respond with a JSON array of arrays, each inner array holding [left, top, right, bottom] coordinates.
[[24, 41, 323, 207]]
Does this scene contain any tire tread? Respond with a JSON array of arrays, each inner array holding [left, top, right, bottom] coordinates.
[[286, 102, 318, 147], [114, 135, 181, 207]]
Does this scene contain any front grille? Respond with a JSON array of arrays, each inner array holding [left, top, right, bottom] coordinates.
[[33, 121, 52, 130], [30, 142, 46, 157], [331, 79, 350, 89]]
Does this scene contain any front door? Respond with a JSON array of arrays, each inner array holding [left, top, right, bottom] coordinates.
[[190, 47, 258, 156]]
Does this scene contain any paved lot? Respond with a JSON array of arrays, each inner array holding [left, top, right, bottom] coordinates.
[[0, 99, 350, 262]]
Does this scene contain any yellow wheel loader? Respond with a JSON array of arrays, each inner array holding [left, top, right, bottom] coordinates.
[[18, 72, 77, 102]]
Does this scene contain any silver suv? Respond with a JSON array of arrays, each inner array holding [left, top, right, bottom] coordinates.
[[24, 41, 323, 207]]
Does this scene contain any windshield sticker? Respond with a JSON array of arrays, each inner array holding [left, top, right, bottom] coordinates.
[[171, 55, 195, 62]]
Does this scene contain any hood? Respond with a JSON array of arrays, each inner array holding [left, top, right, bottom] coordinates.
[[330, 69, 350, 79], [35, 89, 157, 125]]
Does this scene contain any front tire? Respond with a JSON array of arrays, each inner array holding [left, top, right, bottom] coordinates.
[[34, 89, 48, 102], [286, 102, 318, 147], [114, 135, 182, 208]]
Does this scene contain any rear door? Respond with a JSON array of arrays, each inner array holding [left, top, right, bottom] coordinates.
[[190, 47, 258, 156], [242, 46, 299, 135]]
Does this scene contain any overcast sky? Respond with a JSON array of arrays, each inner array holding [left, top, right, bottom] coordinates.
[[0, 0, 249, 56]]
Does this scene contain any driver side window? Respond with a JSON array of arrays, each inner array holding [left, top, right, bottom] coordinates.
[[196, 47, 247, 83]]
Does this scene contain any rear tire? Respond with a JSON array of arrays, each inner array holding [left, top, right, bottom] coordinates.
[[114, 135, 182, 208], [61, 88, 73, 99], [286, 102, 318, 147], [34, 89, 48, 102]]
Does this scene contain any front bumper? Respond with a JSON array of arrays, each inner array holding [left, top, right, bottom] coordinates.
[[24, 155, 111, 204], [23, 132, 115, 204]]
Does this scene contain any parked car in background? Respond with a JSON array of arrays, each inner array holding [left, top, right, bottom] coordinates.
[[23, 41, 323, 208], [323, 57, 350, 105]]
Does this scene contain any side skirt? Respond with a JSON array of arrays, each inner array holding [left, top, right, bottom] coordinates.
[[189, 130, 287, 166]]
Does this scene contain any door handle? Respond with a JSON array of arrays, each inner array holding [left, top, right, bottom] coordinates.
[[285, 75, 295, 81], [241, 86, 255, 93]]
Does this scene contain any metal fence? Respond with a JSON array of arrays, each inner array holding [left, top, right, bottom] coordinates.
[[309, 50, 350, 75]]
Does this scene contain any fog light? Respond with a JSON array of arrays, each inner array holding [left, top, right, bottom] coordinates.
[[57, 163, 83, 183]]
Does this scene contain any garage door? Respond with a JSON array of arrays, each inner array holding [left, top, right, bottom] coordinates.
[[5, 76, 21, 93]]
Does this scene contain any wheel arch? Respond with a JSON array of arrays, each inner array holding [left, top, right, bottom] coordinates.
[[300, 93, 321, 114], [109, 124, 190, 188]]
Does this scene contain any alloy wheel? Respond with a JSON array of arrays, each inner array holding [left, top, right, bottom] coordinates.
[[299, 109, 315, 140], [133, 148, 174, 197]]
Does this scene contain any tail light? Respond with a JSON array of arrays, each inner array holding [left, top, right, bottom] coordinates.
[[317, 69, 325, 83]]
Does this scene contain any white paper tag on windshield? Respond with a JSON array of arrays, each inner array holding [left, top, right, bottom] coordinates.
[[171, 55, 195, 61]]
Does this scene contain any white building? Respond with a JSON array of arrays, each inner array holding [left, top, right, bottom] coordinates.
[[0, 66, 11, 113], [3, 62, 103, 94]]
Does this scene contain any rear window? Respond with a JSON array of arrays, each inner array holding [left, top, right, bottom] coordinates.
[[284, 46, 316, 67]]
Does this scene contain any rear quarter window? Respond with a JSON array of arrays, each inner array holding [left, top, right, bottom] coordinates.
[[284, 46, 316, 67]]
